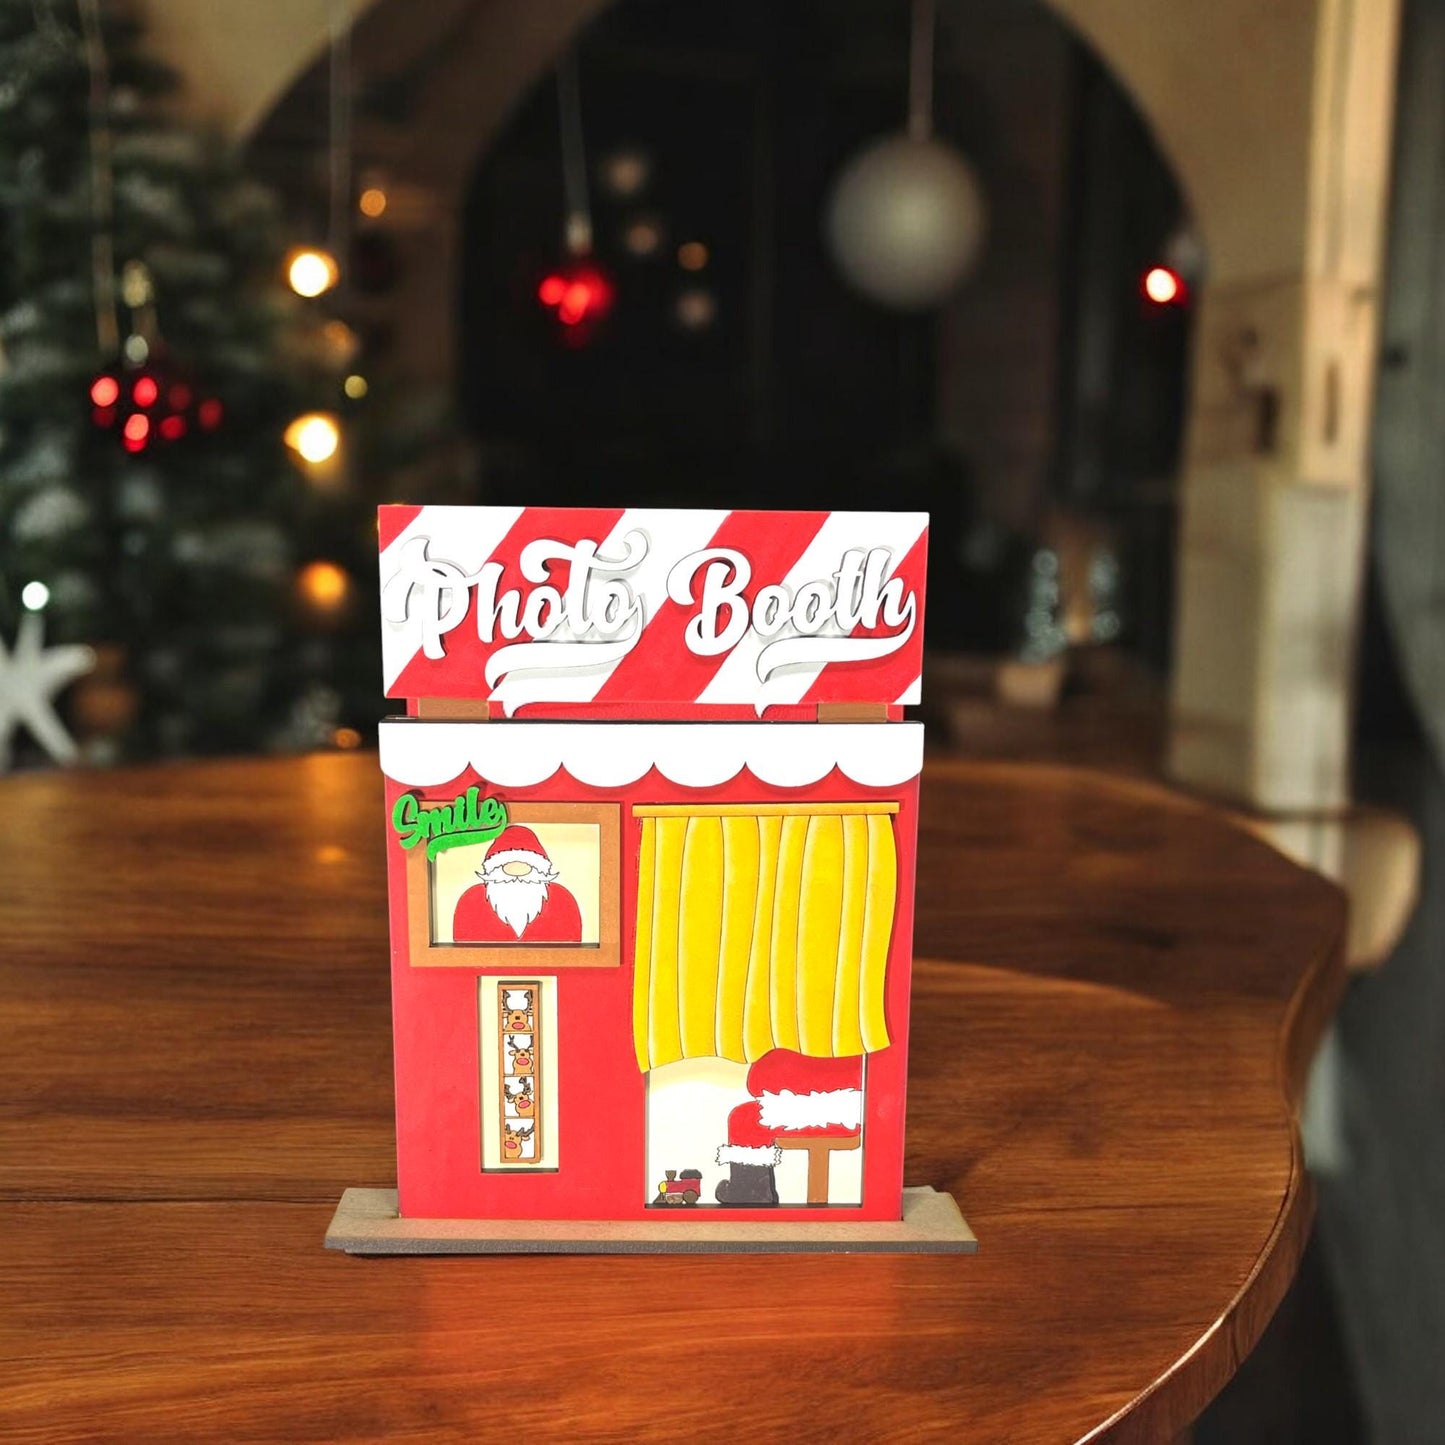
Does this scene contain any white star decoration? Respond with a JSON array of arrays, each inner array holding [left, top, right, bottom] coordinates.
[[0, 611, 95, 771]]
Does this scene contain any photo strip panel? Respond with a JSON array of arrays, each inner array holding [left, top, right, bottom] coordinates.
[[479, 978, 559, 1170]]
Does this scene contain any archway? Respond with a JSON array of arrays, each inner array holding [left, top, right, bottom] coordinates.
[[160, 0, 1399, 811], [252, 0, 1192, 669]]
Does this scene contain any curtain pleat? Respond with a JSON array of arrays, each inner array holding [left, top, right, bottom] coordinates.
[[831, 814, 869, 1056], [631, 816, 655, 1070], [859, 814, 896, 1053], [744, 816, 781, 1062], [796, 815, 844, 1054], [768, 815, 808, 1053], [677, 816, 723, 1056], [645, 816, 686, 1067], [716, 817, 758, 1060]]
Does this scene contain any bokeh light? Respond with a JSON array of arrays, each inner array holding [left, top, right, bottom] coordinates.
[[1142, 265, 1183, 305], [284, 412, 341, 464], [287, 248, 340, 298], [296, 560, 351, 614]]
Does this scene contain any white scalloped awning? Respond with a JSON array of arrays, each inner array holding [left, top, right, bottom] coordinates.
[[378, 720, 922, 790]]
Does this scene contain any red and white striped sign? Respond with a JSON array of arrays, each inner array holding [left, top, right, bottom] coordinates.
[[378, 506, 928, 716]]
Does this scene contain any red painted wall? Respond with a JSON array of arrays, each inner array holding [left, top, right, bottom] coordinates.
[[385, 760, 919, 1223]]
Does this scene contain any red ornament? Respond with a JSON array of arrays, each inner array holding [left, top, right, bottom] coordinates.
[[122, 413, 150, 453], [536, 263, 613, 338], [88, 357, 224, 451]]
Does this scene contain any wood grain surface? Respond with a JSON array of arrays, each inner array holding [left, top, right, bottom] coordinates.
[[0, 752, 1345, 1444]]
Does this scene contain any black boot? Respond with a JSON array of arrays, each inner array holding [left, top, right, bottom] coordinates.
[[715, 1162, 779, 1206]]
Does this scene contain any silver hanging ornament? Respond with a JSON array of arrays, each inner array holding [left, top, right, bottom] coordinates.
[[824, 0, 986, 310]]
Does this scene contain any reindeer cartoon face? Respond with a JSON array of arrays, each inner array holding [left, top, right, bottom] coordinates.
[[502, 1119, 535, 1159], [501, 989, 533, 1033], [507, 1035, 534, 1075], [505, 1076, 535, 1115]]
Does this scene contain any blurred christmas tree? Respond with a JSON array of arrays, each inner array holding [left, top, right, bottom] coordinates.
[[0, 0, 364, 763]]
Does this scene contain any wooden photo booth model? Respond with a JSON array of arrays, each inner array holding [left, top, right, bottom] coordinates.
[[327, 506, 974, 1254]]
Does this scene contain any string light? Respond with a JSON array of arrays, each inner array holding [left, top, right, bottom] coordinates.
[[296, 560, 351, 614], [119, 259, 152, 308], [284, 412, 341, 464], [622, 216, 664, 259], [89, 375, 119, 407], [333, 726, 362, 749], [322, 319, 360, 366], [675, 287, 718, 331], [358, 187, 387, 218], [20, 581, 50, 611], [343, 374, 368, 399], [132, 375, 158, 407], [287, 248, 340, 298], [677, 241, 709, 271], [1142, 265, 1184, 306], [598, 148, 650, 199]]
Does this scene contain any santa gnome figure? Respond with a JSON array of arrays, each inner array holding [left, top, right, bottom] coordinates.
[[453, 826, 583, 944], [716, 1049, 863, 1206]]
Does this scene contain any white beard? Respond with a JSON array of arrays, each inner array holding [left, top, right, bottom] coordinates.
[[485, 877, 549, 939]]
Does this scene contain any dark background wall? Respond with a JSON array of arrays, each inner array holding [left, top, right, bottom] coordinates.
[[254, 0, 1190, 661]]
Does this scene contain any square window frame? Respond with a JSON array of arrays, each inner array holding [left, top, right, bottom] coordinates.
[[406, 800, 621, 968]]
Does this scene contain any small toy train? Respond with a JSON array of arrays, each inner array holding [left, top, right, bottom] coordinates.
[[653, 1169, 704, 1206]]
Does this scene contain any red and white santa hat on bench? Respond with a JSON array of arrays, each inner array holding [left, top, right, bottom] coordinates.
[[717, 1050, 864, 1167]]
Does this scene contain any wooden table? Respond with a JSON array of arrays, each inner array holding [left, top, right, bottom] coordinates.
[[0, 753, 1344, 1444]]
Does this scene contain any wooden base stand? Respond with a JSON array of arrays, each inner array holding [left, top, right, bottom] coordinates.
[[325, 1185, 977, 1256]]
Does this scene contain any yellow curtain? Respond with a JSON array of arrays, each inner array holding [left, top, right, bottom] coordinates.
[[632, 804, 898, 1071]]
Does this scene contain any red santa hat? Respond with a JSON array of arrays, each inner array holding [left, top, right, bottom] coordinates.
[[483, 825, 552, 872], [722, 1050, 864, 1153]]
